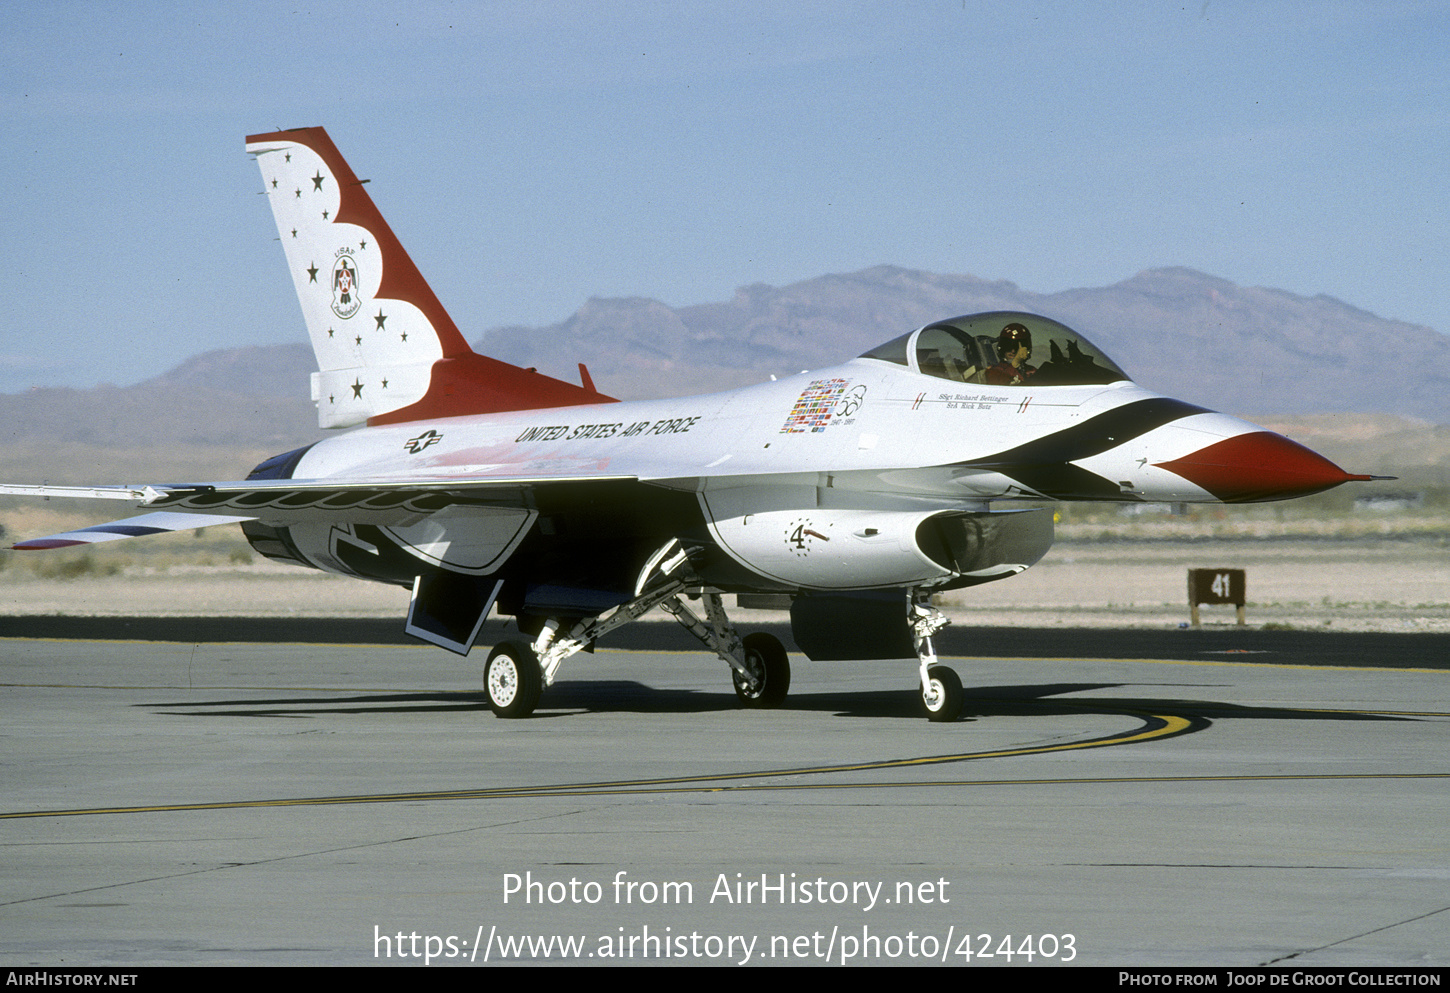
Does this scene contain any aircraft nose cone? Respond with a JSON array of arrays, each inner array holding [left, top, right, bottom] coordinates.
[[1154, 431, 1373, 502]]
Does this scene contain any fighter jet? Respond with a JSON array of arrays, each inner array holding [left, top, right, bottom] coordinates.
[[2, 127, 1381, 722]]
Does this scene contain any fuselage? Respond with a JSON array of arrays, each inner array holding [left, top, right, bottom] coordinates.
[[242, 329, 1362, 618], [280, 353, 1344, 507]]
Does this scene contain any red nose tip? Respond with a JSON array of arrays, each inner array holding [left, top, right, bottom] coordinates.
[[1155, 432, 1373, 502]]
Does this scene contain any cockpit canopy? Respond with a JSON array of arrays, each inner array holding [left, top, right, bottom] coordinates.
[[860, 311, 1129, 387]]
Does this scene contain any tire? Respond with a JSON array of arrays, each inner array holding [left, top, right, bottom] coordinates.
[[920, 664, 963, 722], [484, 640, 543, 718], [733, 633, 791, 708]]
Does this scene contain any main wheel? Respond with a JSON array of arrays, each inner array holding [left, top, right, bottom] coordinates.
[[484, 640, 543, 718], [920, 664, 963, 722], [733, 633, 791, 708]]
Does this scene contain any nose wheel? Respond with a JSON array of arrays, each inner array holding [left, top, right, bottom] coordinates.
[[920, 664, 963, 722]]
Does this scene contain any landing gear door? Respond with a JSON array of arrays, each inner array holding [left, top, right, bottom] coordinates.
[[406, 575, 504, 655]]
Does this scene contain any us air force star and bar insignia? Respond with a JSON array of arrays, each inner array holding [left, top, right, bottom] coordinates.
[[404, 429, 443, 454]]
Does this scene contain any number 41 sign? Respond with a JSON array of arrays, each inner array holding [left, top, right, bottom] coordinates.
[[1188, 568, 1246, 627]]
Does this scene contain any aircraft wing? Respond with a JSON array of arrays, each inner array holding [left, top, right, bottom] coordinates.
[[2, 473, 642, 550], [9, 510, 256, 550]]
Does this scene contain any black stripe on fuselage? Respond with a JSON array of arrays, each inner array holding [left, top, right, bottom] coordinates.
[[956, 396, 1212, 500]]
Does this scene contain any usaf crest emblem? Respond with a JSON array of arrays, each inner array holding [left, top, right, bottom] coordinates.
[[331, 253, 361, 319]]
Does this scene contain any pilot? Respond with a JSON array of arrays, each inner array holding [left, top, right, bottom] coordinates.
[[985, 323, 1036, 385]]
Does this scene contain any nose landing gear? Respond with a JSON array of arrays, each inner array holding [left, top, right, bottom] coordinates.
[[911, 591, 962, 722]]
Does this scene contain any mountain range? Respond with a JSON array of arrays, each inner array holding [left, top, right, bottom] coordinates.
[[478, 266, 1449, 421], [3, 268, 1446, 465]]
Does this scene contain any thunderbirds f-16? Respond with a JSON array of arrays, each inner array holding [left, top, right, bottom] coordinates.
[[3, 128, 1383, 722]]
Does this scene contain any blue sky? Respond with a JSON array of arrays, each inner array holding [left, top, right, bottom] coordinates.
[[3, 1, 1445, 393]]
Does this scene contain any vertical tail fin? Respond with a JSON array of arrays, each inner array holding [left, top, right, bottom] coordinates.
[[246, 127, 612, 428]]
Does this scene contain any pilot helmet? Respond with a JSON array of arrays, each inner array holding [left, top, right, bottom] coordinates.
[[998, 323, 1032, 353]]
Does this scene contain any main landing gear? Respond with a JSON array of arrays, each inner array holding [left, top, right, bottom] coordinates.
[[481, 582, 790, 718], [478, 580, 957, 723], [483, 641, 543, 719], [910, 590, 963, 722], [734, 633, 791, 707]]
